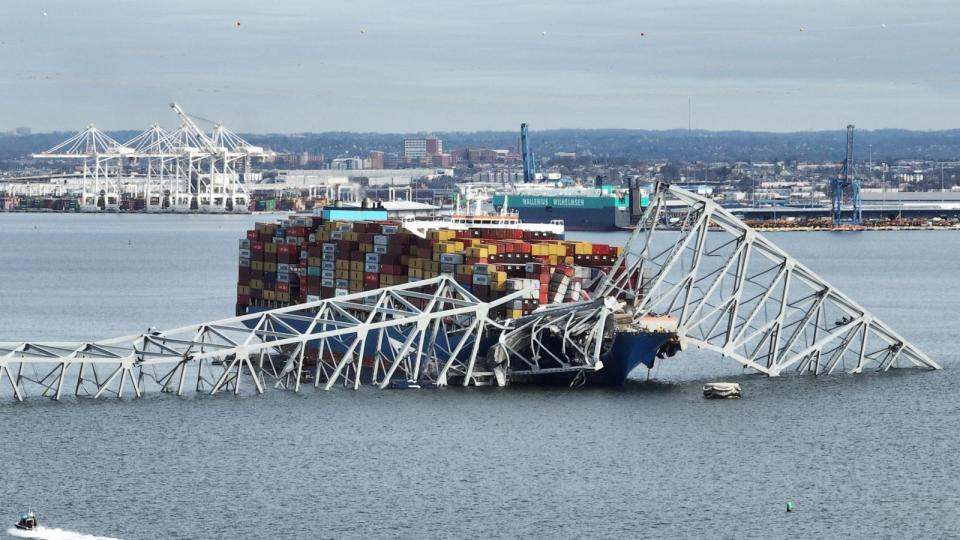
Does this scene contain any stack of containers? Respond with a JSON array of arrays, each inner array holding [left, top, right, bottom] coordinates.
[[235, 216, 623, 322]]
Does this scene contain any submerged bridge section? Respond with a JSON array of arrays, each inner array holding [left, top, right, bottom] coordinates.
[[0, 183, 940, 401], [0, 276, 617, 401]]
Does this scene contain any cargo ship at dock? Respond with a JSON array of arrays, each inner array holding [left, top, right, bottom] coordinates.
[[235, 206, 678, 386], [490, 178, 647, 231]]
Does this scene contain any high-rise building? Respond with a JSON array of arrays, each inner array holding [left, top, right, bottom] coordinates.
[[426, 137, 442, 155], [404, 137, 442, 158]]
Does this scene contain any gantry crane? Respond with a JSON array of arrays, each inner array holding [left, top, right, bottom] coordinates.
[[832, 124, 862, 227]]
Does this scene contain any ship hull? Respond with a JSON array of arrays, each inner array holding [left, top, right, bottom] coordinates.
[[500, 206, 628, 231], [242, 305, 672, 387]]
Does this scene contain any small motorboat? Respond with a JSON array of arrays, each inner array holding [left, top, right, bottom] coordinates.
[[15, 511, 38, 530], [703, 382, 742, 399]]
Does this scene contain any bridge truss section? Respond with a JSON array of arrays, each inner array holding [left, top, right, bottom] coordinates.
[[601, 182, 940, 376], [0, 276, 610, 401]]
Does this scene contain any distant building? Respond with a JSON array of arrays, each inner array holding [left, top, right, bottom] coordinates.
[[383, 152, 402, 169], [331, 157, 363, 170], [404, 137, 442, 158], [14, 127, 30, 136], [368, 150, 384, 170], [431, 153, 452, 167]]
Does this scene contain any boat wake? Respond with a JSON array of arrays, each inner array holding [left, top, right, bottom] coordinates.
[[6, 526, 122, 540]]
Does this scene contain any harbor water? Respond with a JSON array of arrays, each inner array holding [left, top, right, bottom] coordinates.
[[0, 213, 958, 539]]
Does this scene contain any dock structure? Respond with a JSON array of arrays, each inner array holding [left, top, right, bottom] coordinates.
[[0, 183, 941, 401]]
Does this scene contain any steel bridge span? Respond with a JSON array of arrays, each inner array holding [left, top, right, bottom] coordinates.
[[0, 184, 940, 401]]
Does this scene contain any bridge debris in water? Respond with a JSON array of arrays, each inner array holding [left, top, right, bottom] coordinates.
[[0, 183, 940, 401]]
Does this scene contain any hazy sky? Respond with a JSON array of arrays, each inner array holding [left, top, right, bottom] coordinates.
[[2, 0, 958, 133]]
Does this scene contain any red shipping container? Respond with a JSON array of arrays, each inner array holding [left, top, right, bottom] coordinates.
[[277, 282, 290, 293], [246, 230, 258, 241], [364, 272, 379, 285], [237, 294, 250, 305]]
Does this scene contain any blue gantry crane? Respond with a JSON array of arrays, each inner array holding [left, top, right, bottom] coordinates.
[[832, 124, 862, 227], [521, 123, 536, 182]]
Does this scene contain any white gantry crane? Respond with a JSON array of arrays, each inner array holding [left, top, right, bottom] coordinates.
[[30, 103, 267, 213], [0, 183, 940, 402], [31, 124, 131, 211]]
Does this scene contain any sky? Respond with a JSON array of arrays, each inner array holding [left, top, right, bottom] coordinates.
[[1, 0, 958, 133]]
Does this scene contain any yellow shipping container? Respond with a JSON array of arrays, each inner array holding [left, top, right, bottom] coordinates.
[[249, 279, 263, 290], [264, 262, 277, 272], [336, 260, 350, 270], [429, 230, 456, 242], [350, 271, 364, 282], [493, 271, 507, 284], [238, 285, 251, 295], [251, 260, 263, 271], [350, 261, 364, 272], [264, 290, 276, 301], [574, 242, 593, 255], [336, 269, 350, 280], [492, 282, 506, 292], [508, 309, 523, 319]]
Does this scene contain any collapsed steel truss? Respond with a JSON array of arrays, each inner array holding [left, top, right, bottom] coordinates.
[[0, 183, 940, 401], [0, 276, 614, 401], [601, 183, 941, 376]]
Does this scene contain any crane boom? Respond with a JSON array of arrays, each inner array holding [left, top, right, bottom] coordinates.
[[170, 102, 218, 154]]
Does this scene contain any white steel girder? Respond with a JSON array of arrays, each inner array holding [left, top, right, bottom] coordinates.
[[0, 276, 614, 401], [600, 182, 940, 376]]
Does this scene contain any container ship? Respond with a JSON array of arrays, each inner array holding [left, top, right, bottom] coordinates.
[[490, 178, 646, 231], [235, 206, 678, 386]]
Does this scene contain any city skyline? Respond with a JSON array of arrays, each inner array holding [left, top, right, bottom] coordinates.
[[2, 0, 958, 133]]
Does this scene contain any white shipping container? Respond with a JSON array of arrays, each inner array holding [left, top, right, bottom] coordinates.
[[373, 235, 389, 245], [321, 278, 335, 287], [331, 231, 343, 240], [440, 253, 463, 264], [321, 253, 335, 261], [239, 239, 250, 249], [335, 279, 349, 289], [306, 295, 321, 302], [365, 253, 380, 264], [335, 288, 349, 297], [322, 243, 337, 253], [373, 245, 388, 254], [473, 274, 490, 286], [321, 269, 335, 279], [321, 261, 335, 271], [238, 248, 251, 258], [364, 262, 379, 273], [382, 225, 399, 234]]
